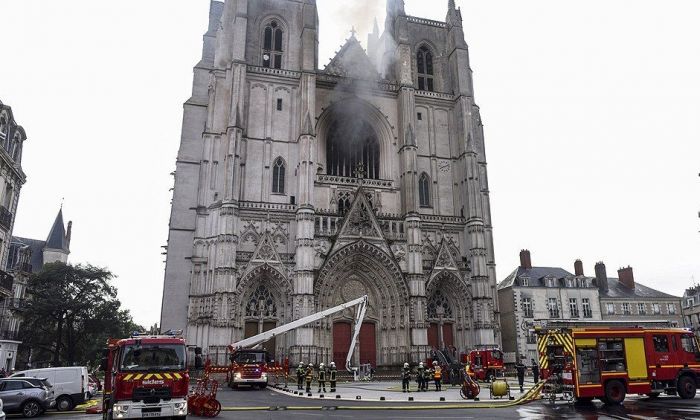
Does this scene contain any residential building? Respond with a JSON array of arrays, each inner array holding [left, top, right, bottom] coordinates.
[[596, 262, 682, 326], [498, 250, 602, 363], [161, 0, 501, 366], [681, 285, 700, 339], [0, 100, 28, 371]]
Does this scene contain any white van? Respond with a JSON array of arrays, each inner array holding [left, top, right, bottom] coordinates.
[[10, 366, 89, 411]]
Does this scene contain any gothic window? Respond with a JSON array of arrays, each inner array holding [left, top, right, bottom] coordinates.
[[262, 20, 283, 69], [338, 197, 350, 215], [245, 285, 277, 317], [416, 46, 434, 91], [326, 118, 380, 179], [418, 172, 431, 207], [272, 157, 285, 194], [427, 289, 453, 319]]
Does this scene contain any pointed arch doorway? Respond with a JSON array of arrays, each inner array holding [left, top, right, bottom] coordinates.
[[332, 321, 377, 369]]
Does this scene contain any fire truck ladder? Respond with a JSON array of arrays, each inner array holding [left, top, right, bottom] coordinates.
[[229, 295, 368, 373]]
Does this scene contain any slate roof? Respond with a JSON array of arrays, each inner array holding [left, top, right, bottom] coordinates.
[[600, 277, 679, 300], [498, 266, 575, 289], [10, 236, 45, 273], [45, 209, 67, 250]]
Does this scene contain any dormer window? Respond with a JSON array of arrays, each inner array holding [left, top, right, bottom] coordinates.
[[416, 46, 434, 91], [520, 277, 529, 287], [545, 277, 556, 288], [262, 20, 283, 69]]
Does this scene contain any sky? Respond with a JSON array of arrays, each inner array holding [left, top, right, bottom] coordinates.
[[0, 0, 698, 328]]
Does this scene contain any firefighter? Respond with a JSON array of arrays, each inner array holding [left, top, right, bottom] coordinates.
[[416, 362, 426, 391], [305, 363, 314, 393], [401, 362, 411, 392], [329, 362, 337, 392], [531, 359, 539, 383], [296, 362, 305, 390], [515, 358, 526, 393], [432, 361, 442, 391], [318, 362, 327, 393], [423, 362, 432, 391]]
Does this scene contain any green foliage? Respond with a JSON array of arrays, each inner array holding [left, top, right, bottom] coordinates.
[[20, 262, 143, 367]]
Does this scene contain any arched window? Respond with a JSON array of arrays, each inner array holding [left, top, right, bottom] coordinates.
[[245, 285, 277, 317], [416, 46, 434, 91], [338, 198, 351, 215], [262, 20, 283, 69], [419, 172, 431, 207], [427, 289, 453, 319], [272, 157, 285, 194], [326, 118, 380, 179]]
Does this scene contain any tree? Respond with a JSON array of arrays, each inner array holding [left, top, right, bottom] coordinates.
[[20, 262, 143, 367]]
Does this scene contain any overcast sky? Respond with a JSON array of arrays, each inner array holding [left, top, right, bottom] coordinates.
[[0, 0, 698, 327]]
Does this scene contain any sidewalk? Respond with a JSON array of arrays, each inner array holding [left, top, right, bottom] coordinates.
[[271, 378, 537, 403]]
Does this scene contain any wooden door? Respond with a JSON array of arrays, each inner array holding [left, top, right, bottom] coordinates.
[[262, 321, 277, 360], [244, 321, 258, 338], [442, 323, 454, 349], [428, 323, 439, 349], [359, 322, 377, 367], [333, 322, 351, 368]]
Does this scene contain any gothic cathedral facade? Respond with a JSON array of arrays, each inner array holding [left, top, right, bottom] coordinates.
[[161, 0, 500, 366]]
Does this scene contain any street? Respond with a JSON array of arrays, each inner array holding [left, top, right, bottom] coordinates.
[[25, 382, 700, 420]]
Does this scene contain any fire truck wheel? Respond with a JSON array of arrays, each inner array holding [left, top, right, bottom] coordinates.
[[677, 375, 697, 400], [603, 380, 626, 405]]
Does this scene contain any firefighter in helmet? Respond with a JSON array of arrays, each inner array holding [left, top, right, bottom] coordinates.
[[432, 360, 442, 391], [305, 363, 314, 393], [296, 362, 305, 390], [329, 362, 338, 392], [318, 362, 327, 393], [422, 362, 432, 391], [401, 362, 411, 392], [416, 361, 426, 391]]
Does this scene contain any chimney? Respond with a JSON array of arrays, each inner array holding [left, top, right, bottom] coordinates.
[[618, 266, 635, 289], [574, 259, 584, 276], [595, 261, 608, 293], [519, 249, 532, 269]]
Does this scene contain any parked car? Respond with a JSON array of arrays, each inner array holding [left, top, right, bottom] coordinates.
[[0, 378, 55, 417], [10, 367, 88, 411]]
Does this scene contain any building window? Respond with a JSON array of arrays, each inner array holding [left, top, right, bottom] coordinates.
[[606, 302, 615, 315], [417, 112, 422, 120], [545, 278, 557, 287], [668, 303, 677, 315], [326, 117, 380, 179], [418, 172, 431, 207], [548, 298, 559, 318], [686, 298, 695, 308], [569, 298, 579, 318], [582, 298, 592, 318], [638, 303, 646, 315], [520, 277, 529, 287], [276, 98, 283, 111], [565, 278, 574, 288], [416, 45, 434, 91], [622, 303, 631, 315], [522, 297, 533, 318], [272, 157, 285, 194], [262, 20, 283, 69]]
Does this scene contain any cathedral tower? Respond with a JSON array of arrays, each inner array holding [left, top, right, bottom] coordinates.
[[162, 0, 500, 366]]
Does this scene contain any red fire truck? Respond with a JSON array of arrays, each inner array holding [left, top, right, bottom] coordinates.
[[466, 345, 504, 381], [537, 325, 700, 404], [100, 332, 189, 420]]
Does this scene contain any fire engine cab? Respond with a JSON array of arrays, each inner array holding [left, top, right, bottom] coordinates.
[[466, 345, 504, 382], [100, 331, 189, 420], [537, 324, 700, 404]]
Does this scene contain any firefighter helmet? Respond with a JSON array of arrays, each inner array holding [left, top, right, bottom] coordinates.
[[404, 362, 409, 368]]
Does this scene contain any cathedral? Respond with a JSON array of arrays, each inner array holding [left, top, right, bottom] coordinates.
[[161, 0, 500, 367]]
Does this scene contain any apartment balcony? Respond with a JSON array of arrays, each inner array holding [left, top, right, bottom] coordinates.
[[0, 271, 12, 296], [0, 206, 12, 231], [0, 329, 19, 341]]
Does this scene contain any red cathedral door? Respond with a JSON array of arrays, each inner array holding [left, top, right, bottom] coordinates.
[[428, 323, 439, 349], [442, 323, 454, 349], [359, 322, 377, 367], [333, 322, 351, 368]]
